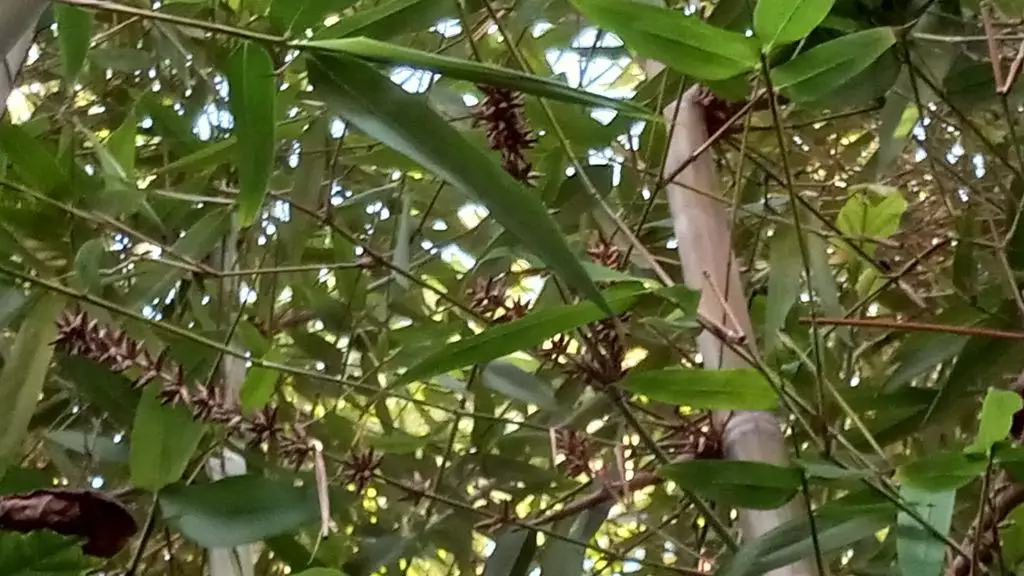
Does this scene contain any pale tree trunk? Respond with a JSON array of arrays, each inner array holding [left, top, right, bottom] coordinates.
[[653, 71, 816, 575], [205, 221, 256, 576], [1, 0, 47, 117]]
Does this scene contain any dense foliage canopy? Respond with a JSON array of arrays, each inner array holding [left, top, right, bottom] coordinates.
[[5, 0, 1024, 575]]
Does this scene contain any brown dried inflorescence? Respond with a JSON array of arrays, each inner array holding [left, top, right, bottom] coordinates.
[[552, 428, 593, 478], [473, 86, 536, 183], [344, 448, 382, 495], [54, 311, 314, 466]]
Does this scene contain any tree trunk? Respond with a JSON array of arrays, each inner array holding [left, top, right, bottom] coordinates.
[[660, 84, 816, 576], [1, 0, 46, 117], [205, 222, 256, 576]]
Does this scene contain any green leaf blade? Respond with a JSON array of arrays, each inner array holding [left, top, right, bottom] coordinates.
[[771, 27, 896, 102], [307, 53, 609, 315], [130, 388, 206, 492], [569, 0, 760, 81], [623, 367, 779, 410], [227, 42, 277, 227], [754, 0, 836, 50], [401, 283, 646, 384]]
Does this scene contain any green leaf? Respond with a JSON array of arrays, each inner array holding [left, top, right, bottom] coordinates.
[[623, 368, 779, 410], [73, 239, 105, 295], [720, 511, 891, 576], [400, 283, 647, 384], [967, 388, 1023, 455], [317, 0, 451, 40], [293, 570, 345, 576], [765, 224, 803, 350], [0, 124, 70, 194], [897, 485, 954, 576], [481, 361, 559, 411], [897, 451, 987, 492], [54, 4, 93, 83], [569, 0, 760, 81], [125, 208, 231, 306], [771, 27, 896, 102], [484, 528, 537, 576], [659, 460, 802, 509], [754, 0, 835, 50], [0, 531, 95, 575], [392, 196, 412, 289], [227, 42, 277, 227], [269, 0, 357, 35], [308, 53, 609, 315], [1001, 503, 1024, 568], [107, 111, 137, 181], [130, 387, 206, 492], [835, 184, 908, 256], [159, 475, 320, 548], [46, 429, 130, 463], [297, 38, 650, 117], [0, 294, 62, 476], [239, 347, 286, 414], [538, 494, 613, 576]]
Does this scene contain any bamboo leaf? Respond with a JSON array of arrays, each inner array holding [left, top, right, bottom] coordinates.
[[897, 485, 954, 576], [771, 27, 896, 102], [484, 528, 537, 576], [897, 451, 987, 492], [622, 368, 779, 410], [659, 460, 803, 509], [54, 4, 93, 83], [130, 387, 206, 492], [269, 0, 358, 35], [125, 208, 231, 307], [308, 53, 609, 315], [297, 38, 651, 117], [0, 294, 62, 475], [317, 0, 452, 40], [765, 224, 803, 350], [754, 0, 835, 50], [159, 475, 319, 547], [481, 361, 559, 411], [239, 347, 286, 414], [569, 0, 760, 81], [400, 283, 647, 384], [227, 42, 277, 227]]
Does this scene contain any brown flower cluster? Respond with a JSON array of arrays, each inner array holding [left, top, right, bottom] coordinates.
[[473, 86, 536, 183], [54, 311, 313, 466]]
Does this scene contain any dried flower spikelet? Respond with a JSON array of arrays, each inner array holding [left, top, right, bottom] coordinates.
[[344, 448, 382, 495], [54, 310, 314, 466], [587, 235, 623, 270], [552, 428, 593, 478], [466, 276, 509, 316], [473, 86, 536, 183]]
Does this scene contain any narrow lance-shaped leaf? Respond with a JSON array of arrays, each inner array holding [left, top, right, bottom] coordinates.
[[622, 367, 779, 410], [227, 42, 277, 227], [307, 53, 609, 315], [54, 4, 93, 83], [130, 387, 206, 492], [659, 460, 803, 509], [770, 27, 896, 103], [897, 485, 955, 576], [754, 0, 836, 50], [296, 38, 651, 117], [400, 283, 648, 384], [569, 0, 760, 81], [159, 475, 320, 548], [0, 294, 63, 475]]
